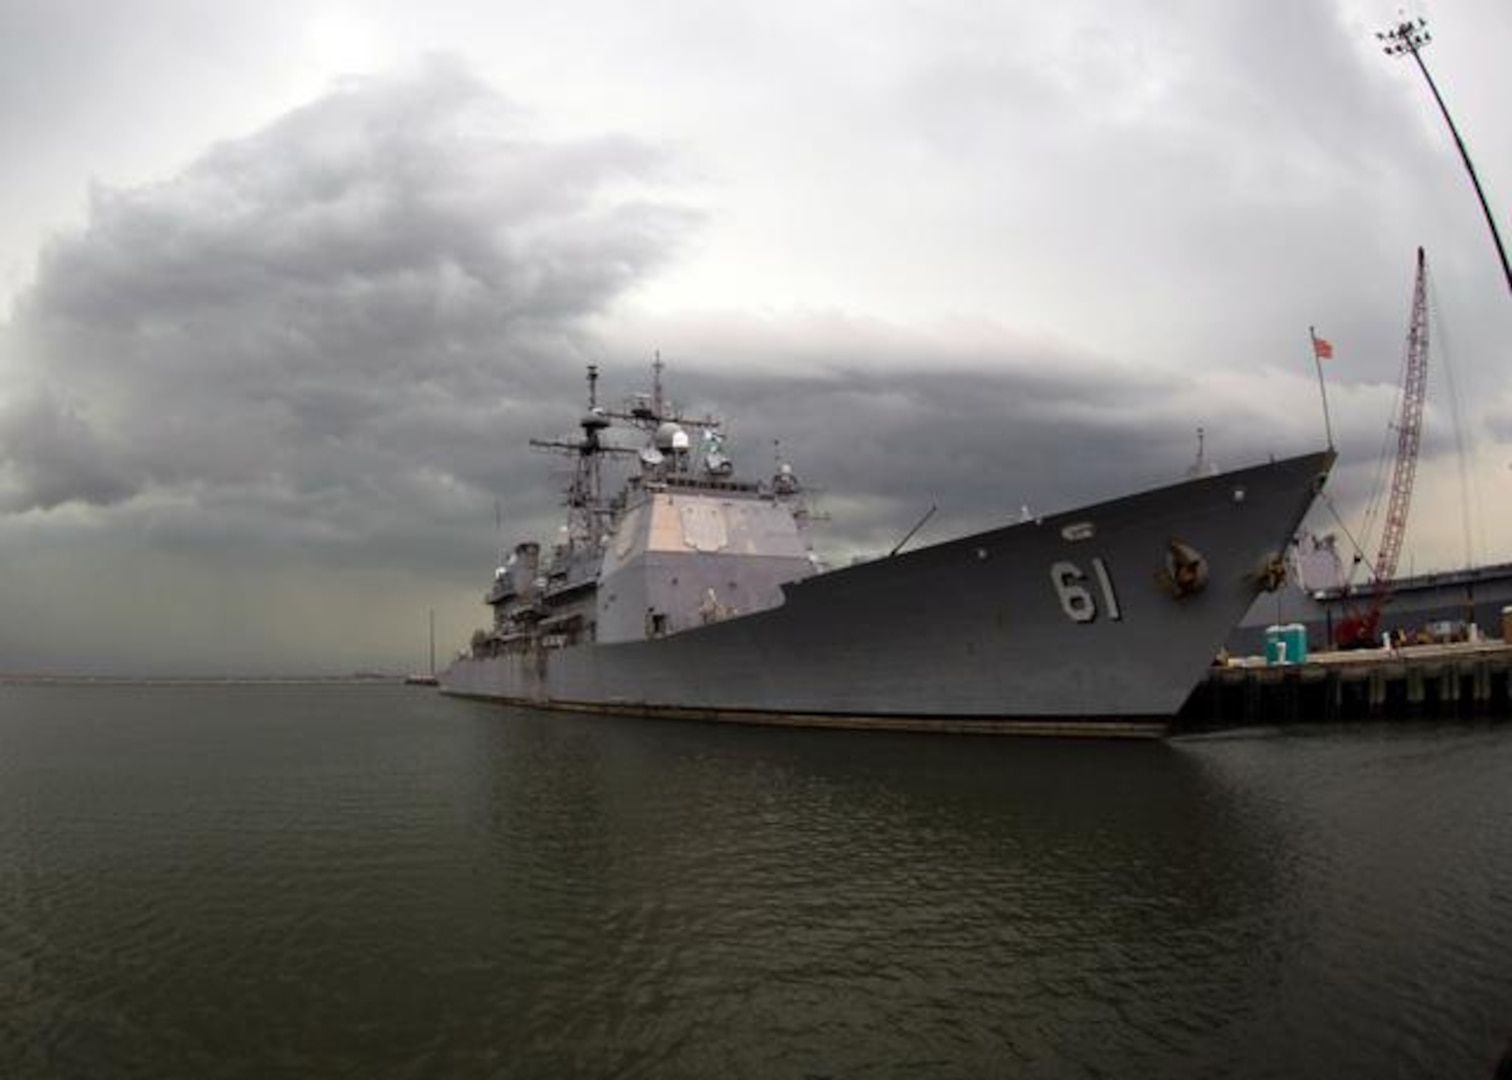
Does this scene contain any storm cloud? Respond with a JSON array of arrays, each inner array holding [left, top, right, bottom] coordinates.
[[2, 59, 689, 518]]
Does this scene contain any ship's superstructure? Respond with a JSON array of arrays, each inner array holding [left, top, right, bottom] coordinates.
[[445, 362, 1334, 736], [474, 360, 820, 659]]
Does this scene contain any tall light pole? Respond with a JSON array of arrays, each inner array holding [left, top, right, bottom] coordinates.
[[1378, 17, 1512, 296]]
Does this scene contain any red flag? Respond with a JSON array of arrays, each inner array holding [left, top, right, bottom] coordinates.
[[1313, 337, 1334, 360]]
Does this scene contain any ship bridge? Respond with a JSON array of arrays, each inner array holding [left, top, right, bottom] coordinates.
[[596, 485, 816, 643]]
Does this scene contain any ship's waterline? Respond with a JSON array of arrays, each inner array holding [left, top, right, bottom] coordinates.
[[437, 692, 1172, 737]]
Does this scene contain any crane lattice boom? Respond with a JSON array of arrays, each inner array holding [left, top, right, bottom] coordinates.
[[1332, 247, 1430, 650], [1373, 246, 1429, 592]]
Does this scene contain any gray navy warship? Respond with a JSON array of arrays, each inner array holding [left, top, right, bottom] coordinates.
[[441, 362, 1334, 736]]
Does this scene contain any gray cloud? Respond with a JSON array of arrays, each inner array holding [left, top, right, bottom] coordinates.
[[0, 387, 138, 510], [3, 59, 693, 529]]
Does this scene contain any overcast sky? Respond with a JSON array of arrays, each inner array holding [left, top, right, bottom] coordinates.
[[1, 0, 1509, 674]]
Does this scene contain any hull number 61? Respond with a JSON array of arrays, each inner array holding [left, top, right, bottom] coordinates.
[[1050, 558, 1122, 623]]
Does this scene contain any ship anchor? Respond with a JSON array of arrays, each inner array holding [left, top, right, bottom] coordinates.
[[1157, 539, 1209, 599]]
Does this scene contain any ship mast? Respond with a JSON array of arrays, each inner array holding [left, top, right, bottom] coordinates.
[[652, 350, 665, 419], [530, 364, 620, 550]]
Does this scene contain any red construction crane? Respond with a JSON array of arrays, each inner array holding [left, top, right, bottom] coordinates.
[[1334, 246, 1430, 649]]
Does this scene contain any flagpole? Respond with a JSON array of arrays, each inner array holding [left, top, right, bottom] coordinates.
[[1309, 326, 1336, 450]]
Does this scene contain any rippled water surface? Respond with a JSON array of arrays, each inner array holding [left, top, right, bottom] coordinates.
[[3, 684, 1511, 1078]]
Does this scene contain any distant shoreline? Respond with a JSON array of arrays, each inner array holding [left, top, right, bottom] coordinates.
[[0, 673, 404, 686]]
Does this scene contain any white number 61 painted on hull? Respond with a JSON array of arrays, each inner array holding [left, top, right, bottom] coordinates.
[[1050, 558, 1122, 623]]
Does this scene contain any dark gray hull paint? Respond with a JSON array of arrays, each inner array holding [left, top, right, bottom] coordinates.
[[442, 451, 1332, 735]]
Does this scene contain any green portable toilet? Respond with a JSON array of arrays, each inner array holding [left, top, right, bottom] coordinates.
[[1282, 623, 1308, 664], [1264, 625, 1289, 665]]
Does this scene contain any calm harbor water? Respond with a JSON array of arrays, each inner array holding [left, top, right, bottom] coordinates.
[[2, 684, 1511, 1078]]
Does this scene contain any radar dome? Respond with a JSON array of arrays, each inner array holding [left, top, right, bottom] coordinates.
[[654, 422, 690, 452]]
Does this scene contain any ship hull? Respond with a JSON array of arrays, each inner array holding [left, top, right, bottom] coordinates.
[[443, 451, 1333, 736]]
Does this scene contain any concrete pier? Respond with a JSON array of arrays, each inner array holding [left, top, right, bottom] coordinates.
[[1178, 641, 1512, 730]]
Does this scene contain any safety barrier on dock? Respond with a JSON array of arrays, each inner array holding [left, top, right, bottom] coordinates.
[[1178, 641, 1512, 729]]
